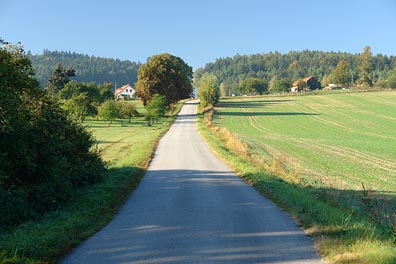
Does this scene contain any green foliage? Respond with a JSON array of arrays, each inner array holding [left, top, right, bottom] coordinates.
[[287, 60, 304, 81], [199, 93, 396, 263], [60, 93, 89, 122], [358, 46, 374, 87], [296, 79, 308, 91], [98, 100, 120, 125], [0, 41, 105, 229], [117, 101, 139, 123], [144, 94, 167, 126], [197, 49, 396, 93], [238, 77, 268, 95], [45, 63, 75, 94], [269, 77, 291, 93], [197, 73, 219, 107], [59, 80, 113, 115], [387, 68, 396, 89], [136, 53, 193, 105], [332, 60, 351, 86], [28, 50, 140, 87], [0, 112, 180, 264]]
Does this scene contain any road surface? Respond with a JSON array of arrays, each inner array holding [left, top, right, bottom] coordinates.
[[62, 100, 323, 263]]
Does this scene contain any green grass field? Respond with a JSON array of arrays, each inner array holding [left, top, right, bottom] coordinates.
[[214, 92, 396, 211], [0, 101, 180, 264], [199, 91, 396, 263]]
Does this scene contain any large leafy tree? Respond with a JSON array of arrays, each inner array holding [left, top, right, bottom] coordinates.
[[269, 77, 291, 92], [239, 77, 268, 95], [358, 46, 373, 87], [135, 53, 193, 105], [332, 60, 351, 86]]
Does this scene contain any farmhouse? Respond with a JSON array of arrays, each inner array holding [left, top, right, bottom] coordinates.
[[115, 84, 136, 99], [291, 76, 321, 92]]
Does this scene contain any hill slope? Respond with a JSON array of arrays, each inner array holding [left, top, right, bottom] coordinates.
[[195, 50, 396, 94], [28, 50, 141, 88]]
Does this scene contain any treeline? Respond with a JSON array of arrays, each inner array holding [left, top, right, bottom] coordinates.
[[28, 49, 141, 87], [194, 48, 396, 95]]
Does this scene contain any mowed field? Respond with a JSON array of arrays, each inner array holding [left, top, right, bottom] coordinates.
[[213, 91, 396, 215], [84, 103, 170, 166]]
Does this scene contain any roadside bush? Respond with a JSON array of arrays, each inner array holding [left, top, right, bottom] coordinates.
[[0, 41, 106, 229], [197, 73, 219, 107]]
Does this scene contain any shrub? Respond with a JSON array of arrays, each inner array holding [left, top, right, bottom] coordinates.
[[0, 41, 106, 229]]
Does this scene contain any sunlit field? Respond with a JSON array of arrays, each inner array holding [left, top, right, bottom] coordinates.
[[213, 91, 396, 222]]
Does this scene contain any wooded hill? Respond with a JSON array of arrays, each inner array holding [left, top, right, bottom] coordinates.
[[195, 49, 396, 94], [28, 50, 141, 88]]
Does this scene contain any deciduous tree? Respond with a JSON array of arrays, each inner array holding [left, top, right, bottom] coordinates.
[[98, 100, 120, 125], [269, 77, 291, 93], [358, 46, 373, 87], [118, 101, 139, 123], [332, 60, 351, 86], [145, 94, 167, 126], [136, 53, 193, 105], [198, 73, 219, 107], [239, 77, 268, 95]]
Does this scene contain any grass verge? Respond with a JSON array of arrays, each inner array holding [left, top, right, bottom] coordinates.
[[0, 101, 184, 264], [197, 104, 396, 264]]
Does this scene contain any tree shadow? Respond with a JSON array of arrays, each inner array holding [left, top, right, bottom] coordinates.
[[61, 169, 323, 264], [216, 111, 318, 117], [217, 99, 291, 109], [214, 98, 318, 117]]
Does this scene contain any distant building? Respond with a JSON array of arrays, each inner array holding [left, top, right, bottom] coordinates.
[[328, 83, 342, 89], [115, 84, 136, 100], [291, 76, 321, 92]]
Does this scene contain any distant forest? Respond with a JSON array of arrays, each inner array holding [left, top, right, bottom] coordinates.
[[195, 49, 396, 94], [28, 50, 141, 88]]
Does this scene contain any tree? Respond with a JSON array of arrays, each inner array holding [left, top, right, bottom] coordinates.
[[321, 74, 330, 87], [197, 73, 219, 107], [296, 79, 308, 92], [269, 78, 291, 93], [135, 53, 193, 105], [0, 40, 105, 227], [98, 100, 120, 125], [332, 60, 351, 86], [358, 45, 373, 87], [219, 82, 228, 97], [145, 94, 167, 126], [118, 101, 139, 123], [59, 81, 113, 115], [239, 77, 268, 95], [387, 70, 396, 89], [287, 61, 304, 81], [60, 93, 89, 122], [45, 63, 75, 94]]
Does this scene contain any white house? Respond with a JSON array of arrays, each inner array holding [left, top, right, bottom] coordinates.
[[115, 84, 136, 100]]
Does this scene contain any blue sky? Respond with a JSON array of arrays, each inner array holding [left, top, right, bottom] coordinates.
[[1, 0, 395, 69]]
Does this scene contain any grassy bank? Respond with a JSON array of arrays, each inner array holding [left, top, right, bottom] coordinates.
[[197, 92, 396, 263], [0, 101, 183, 264]]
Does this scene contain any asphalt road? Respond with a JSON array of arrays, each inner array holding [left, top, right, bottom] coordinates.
[[61, 100, 323, 264]]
